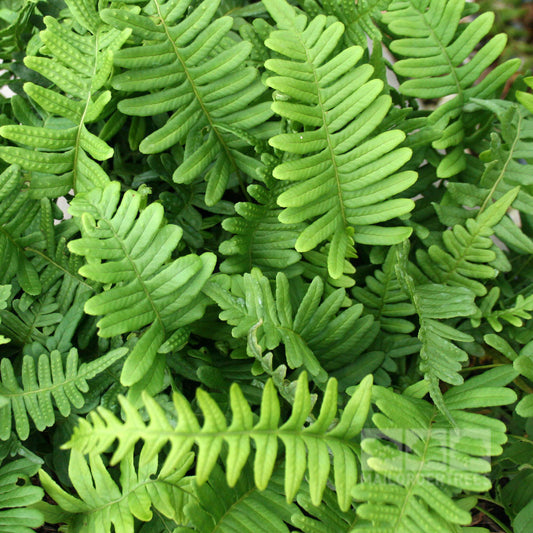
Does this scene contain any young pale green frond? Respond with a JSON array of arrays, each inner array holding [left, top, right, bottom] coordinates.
[[0, 347, 127, 441], [417, 187, 519, 297], [0, 9, 130, 194], [352, 380, 516, 531], [264, 0, 416, 279], [203, 268, 375, 380], [176, 465, 298, 533], [0, 455, 44, 533], [39, 448, 193, 533], [219, 179, 303, 276], [382, 0, 520, 177], [102, 0, 273, 205], [68, 182, 216, 386], [0, 165, 41, 295], [65, 372, 374, 511]]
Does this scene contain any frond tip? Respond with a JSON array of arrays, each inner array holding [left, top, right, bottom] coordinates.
[[64, 372, 374, 511]]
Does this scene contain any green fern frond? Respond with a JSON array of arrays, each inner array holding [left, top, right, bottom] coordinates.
[[0, 165, 42, 295], [176, 464, 298, 532], [382, 0, 520, 177], [0, 3, 130, 194], [517, 76, 533, 113], [39, 448, 193, 533], [263, 0, 416, 279], [68, 182, 216, 386], [352, 377, 516, 531], [352, 246, 415, 334], [65, 372, 374, 511], [0, 347, 127, 440], [0, 286, 8, 346], [417, 187, 519, 297], [102, 0, 273, 205], [204, 268, 375, 380], [0, 453, 43, 533], [219, 178, 302, 276]]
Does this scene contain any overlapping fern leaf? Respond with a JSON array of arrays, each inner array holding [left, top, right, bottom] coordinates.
[[416, 187, 519, 297], [352, 374, 516, 531], [177, 465, 299, 533], [382, 0, 520, 177], [0, 451, 44, 533], [0, 0, 130, 194], [203, 268, 375, 380], [102, 0, 273, 205], [263, 0, 416, 279], [0, 347, 127, 440], [68, 182, 216, 386], [0, 165, 42, 295], [39, 448, 193, 533], [65, 372, 373, 511]]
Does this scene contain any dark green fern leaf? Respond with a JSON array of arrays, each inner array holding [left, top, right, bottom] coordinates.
[[263, 0, 416, 279], [102, 0, 273, 205]]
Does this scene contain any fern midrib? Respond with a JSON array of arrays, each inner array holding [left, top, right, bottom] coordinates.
[[392, 415, 434, 530], [152, 0, 242, 184], [72, 30, 99, 192], [100, 211, 165, 335], [301, 33, 349, 231], [479, 111, 522, 214], [211, 484, 257, 532]]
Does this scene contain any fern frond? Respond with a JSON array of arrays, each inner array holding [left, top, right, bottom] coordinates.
[[0, 285, 9, 346], [178, 464, 298, 532], [263, 0, 416, 279], [0, 347, 127, 440], [0, 2, 130, 194], [0, 454, 43, 533], [219, 178, 302, 276], [102, 0, 273, 205], [68, 182, 216, 386], [352, 377, 516, 531], [382, 0, 520, 177], [0, 165, 42, 295], [204, 268, 375, 380], [39, 448, 193, 533], [417, 187, 519, 297], [65, 372, 374, 511]]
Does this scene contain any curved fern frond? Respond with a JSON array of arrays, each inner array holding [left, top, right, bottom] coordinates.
[[0, 454, 43, 533], [352, 378, 516, 531], [0, 2, 130, 194], [65, 372, 374, 511], [219, 177, 302, 276], [68, 182, 216, 386], [382, 0, 520, 177], [263, 0, 416, 279], [102, 0, 273, 205], [417, 187, 519, 297], [179, 465, 298, 533], [0, 347, 127, 440], [0, 165, 42, 295], [39, 448, 193, 533], [204, 268, 375, 380]]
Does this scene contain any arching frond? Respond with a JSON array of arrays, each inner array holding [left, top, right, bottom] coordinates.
[[382, 0, 520, 177], [263, 0, 416, 279], [203, 268, 375, 380], [68, 182, 216, 386], [0, 1, 130, 194], [352, 377, 516, 531], [102, 0, 273, 205], [0, 165, 42, 295], [39, 448, 193, 533], [0, 347, 127, 440], [0, 454, 43, 533], [65, 372, 374, 511]]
